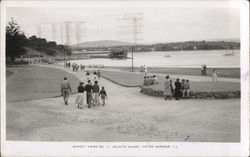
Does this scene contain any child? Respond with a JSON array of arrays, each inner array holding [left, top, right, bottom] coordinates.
[[99, 86, 107, 106]]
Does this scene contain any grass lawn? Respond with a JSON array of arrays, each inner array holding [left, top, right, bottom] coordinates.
[[101, 70, 240, 92], [6, 65, 80, 101], [106, 66, 240, 78]]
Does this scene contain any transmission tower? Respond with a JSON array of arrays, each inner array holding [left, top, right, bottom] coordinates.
[[118, 13, 143, 72]]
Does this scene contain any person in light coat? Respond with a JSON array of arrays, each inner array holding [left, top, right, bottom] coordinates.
[[164, 75, 172, 100]]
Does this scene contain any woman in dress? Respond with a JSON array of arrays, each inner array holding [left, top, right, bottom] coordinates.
[[164, 75, 172, 100], [212, 69, 218, 82], [75, 82, 85, 109]]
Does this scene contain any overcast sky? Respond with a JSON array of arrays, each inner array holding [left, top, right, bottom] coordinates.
[[6, 2, 240, 45]]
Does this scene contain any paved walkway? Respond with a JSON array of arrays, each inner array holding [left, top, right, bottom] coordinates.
[[6, 64, 240, 142]]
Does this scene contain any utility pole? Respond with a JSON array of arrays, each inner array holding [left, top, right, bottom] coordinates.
[[75, 21, 86, 59], [118, 13, 143, 72]]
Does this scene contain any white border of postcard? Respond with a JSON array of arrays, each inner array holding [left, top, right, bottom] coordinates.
[[1, 0, 249, 156]]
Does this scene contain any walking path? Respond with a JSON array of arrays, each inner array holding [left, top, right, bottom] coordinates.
[[6, 64, 240, 142]]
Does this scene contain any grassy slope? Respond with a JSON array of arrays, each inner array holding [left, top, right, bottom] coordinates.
[[101, 70, 240, 92], [6, 65, 80, 101], [107, 67, 240, 78]]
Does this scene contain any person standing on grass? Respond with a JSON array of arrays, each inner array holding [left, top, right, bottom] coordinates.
[[85, 80, 93, 108], [92, 81, 100, 106], [204, 64, 207, 75], [99, 86, 107, 106], [61, 77, 72, 105], [201, 65, 204, 75], [212, 69, 218, 82], [164, 75, 172, 100], [75, 82, 85, 109], [174, 78, 182, 100]]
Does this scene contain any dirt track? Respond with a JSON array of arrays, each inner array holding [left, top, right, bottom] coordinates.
[[6, 65, 240, 142]]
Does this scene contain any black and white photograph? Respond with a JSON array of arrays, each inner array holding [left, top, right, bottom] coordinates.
[[1, 0, 249, 156]]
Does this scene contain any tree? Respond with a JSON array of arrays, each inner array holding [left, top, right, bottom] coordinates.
[[6, 18, 28, 62]]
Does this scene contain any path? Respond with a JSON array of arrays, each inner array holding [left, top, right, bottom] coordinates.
[[6, 64, 240, 142]]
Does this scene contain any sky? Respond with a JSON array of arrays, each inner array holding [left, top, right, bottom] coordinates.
[[6, 2, 240, 45]]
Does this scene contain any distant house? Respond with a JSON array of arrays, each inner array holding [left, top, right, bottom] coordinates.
[[109, 48, 128, 58]]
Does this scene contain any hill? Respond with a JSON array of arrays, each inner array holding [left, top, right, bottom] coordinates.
[[71, 40, 133, 48]]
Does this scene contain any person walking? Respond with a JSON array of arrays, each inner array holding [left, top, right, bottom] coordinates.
[[144, 65, 148, 75], [174, 78, 182, 100], [97, 69, 101, 80], [75, 82, 85, 109], [61, 77, 72, 105], [212, 69, 218, 82], [85, 80, 93, 108], [93, 72, 98, 81], [86, 71, 90, 82], [92, 81, 100, 106], [99, 86, 107, 106], [164, 75, 172, 100]]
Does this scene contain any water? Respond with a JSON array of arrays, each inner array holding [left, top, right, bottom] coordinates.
[[61, 50, 240, 68]]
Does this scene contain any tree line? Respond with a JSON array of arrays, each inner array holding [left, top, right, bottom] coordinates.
[[6, 18, 71, 63]]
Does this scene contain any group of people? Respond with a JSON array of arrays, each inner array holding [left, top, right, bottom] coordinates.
[[140, 65, 148, 74], [60, 69, 107, 109], [76, 80, 107, 109], [201, 64, 207, 76], [65, 62, 85, 72], [86, 70, 101, 81], [143, 75, 158, 86], [164, 75, 191, 100]]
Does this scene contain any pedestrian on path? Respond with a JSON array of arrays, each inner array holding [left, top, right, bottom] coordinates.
[[75, 82, 85, 109], [92, 81, 100, 106], [99, 86, 107, 106], [174, 78, 182, 100], [93, 71, 98, 81], [97, 69, 101, 80], [86, 71, 90, 82], [85, 80, 93, 108], [61, 77, 72, 105], [164, 75, 172, 100]]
